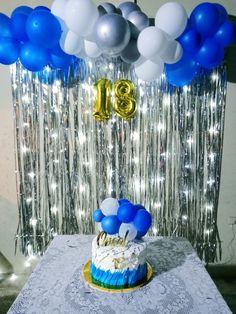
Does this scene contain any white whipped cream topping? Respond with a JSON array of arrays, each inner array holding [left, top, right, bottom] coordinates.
[[91, 236, 147, 273]]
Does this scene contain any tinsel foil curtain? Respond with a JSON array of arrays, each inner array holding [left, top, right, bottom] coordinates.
[[11, 58, 227, 263]]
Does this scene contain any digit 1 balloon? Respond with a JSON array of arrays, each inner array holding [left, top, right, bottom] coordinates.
[[93, 78, 112, 121]]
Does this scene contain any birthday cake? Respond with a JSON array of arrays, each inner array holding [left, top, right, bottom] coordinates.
[[90, 198, 152, 288]]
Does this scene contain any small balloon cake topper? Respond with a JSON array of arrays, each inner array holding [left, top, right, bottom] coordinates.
[[93, 198, 152, 241]]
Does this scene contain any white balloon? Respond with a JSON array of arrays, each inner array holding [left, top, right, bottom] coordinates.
[[155, 2, 188, 39], [60, 30, 83, 55], [100, 198, 119, 216], [135, 57, 164, 82], [158, 40, 183, 64], [119, 223, 137, 241], [51, 0, 67, 20], [84, 39, 102, 58], [137, 26, 168, 59], [65, 0, 99, 37]]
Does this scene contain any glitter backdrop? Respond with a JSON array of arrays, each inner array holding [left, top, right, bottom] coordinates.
[[11, 58, 227, 263]]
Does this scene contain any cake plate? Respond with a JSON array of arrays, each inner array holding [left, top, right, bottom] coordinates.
[[83, 260, 153, 293]]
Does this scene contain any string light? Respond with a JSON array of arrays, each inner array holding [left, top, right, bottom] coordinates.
[[30, 218, 37, 227], [28, 172, 35, 179], [9, 274, 18, 282]]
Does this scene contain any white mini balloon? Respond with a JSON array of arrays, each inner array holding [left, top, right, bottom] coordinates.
[[137, 26, 168, 59], [135, 57, 164, 82], [119, 223, 137, 241], [84, 39, 102, 58], [155, 2, 188, 39], [51, 0, 67, 20], [65, 0, 99, 37], [100, 198, 119, 216], [60, 30, 83, 55], [158, 40, 183, 64]]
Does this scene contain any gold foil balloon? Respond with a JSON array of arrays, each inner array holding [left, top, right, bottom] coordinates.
[[93, 78, 112, 121], [114, 79, 137, 119]]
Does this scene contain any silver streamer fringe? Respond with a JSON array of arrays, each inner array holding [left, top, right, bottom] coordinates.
[[11, 58, 227, 263]]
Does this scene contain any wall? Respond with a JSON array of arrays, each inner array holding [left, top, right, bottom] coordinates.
[[0, 1, 236, 273]]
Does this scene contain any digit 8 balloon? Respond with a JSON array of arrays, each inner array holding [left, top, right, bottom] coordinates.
[[114, 79, 137, 120]]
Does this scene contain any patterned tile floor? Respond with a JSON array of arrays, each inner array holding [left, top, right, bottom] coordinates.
[[0, 268, 236, 314]]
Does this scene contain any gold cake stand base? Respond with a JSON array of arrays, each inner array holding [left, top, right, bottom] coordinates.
[[83, 260, 153, 293]]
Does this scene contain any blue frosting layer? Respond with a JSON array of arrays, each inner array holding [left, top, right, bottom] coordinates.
[[90, 262, 147, 287]]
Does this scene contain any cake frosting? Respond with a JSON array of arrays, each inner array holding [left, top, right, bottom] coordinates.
[[90, 233, 147, 287]]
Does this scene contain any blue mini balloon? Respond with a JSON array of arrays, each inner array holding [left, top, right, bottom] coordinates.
[[214, 21, 236, 47], [0, 13, 13, 38], [118, 199, 130, 205], [133, 209, 152, 233], [0, 37, 20, 65], [178, 28, 201, 53], [92, 209, 105, 223], [136, 230, 147, 239], [26, 10, 61, 49], [190, 3, 220, 38], [101, 215, 121, 235], [134, 204, 145, 210], [117, 203, 137, 223], [20, 42, 50, 72]]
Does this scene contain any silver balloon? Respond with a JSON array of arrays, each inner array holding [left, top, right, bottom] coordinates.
[[127, 10, 149, 32], [100, 2, 117, 14], [94, 13, 131, 55], [128, 20, 139, 39], [121, 38, 140, 63], [98, 5, 107, 17], [118, 2, 141, 19]]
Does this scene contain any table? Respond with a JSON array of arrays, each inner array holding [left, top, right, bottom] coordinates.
[[8, 236, 231, 314]]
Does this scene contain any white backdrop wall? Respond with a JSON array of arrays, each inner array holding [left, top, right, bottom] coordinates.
[[0, 0, 235, 273]]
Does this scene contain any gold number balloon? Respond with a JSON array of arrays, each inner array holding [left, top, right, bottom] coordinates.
[[93, 78, 112, 121], [114, 79, 137, 120]]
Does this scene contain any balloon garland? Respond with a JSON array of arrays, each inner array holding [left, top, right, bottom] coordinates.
[[93, 198, 152, 241], [0, 1, 235, 86]]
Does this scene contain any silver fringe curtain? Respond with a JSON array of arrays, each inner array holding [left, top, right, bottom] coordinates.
[[11, 58, 227, 263]]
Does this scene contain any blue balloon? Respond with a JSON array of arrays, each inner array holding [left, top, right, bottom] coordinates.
[[26, 10, 61, 49], [133, 209, 152, 233], [101, 216, 121, 235], [214, 3, 228, 25], [178, 28, 201, 53], [136, 230, 147, 239], [117, 203, 137, 223], [92, 209, 105, 223], [0, 37, 20, 65], [11, 13, 29, 42], [134, 204, 145, 210], [50, 45, 73, 70], [190, 3, 220, 38], [20, 42, 50, 72], [12, 6, 33, 17], [214, 21, 236, 47], [196, 38, 224, 68], [34, 6, 50, 12], [165, 53, 199, 87], [0, 13, 13, 38], [118, 198, 130, 205]]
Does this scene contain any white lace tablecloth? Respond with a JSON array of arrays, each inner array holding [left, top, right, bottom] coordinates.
[[8, 235, 231, 314]]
